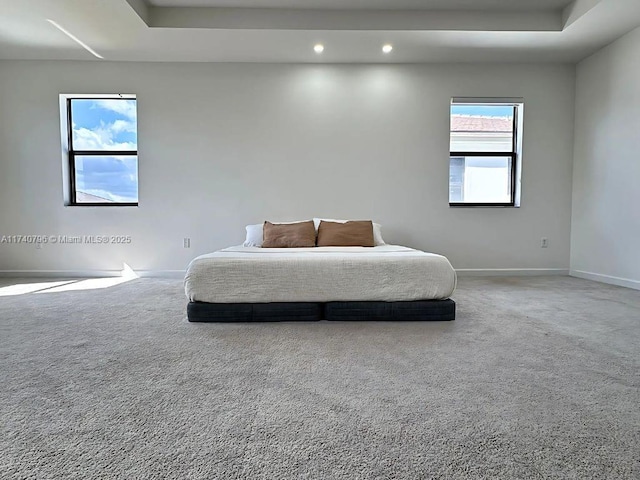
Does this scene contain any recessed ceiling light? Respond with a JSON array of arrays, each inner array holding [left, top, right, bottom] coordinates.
[[46, 19, 103, 59], [382, 44, 393, 54], [314, 44, 324, 54]]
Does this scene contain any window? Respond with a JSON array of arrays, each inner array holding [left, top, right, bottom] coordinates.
[[449, 98, 523, 207], [65, 96, 138, 205]]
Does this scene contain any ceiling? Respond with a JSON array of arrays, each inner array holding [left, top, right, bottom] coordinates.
[[0, 0, 639, 63]]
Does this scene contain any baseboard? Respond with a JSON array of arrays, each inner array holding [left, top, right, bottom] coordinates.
[[456, 268, 569, 277], [0, 270, 122, 278], [135, 270, 185, 279], [0, 269, 185, 279], [570, 270, 640, 291], [1, 268, 569, 279], [3, 268, 636, 289]]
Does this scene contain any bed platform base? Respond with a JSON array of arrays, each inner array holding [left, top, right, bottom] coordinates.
[[187, 299, 455, 322]]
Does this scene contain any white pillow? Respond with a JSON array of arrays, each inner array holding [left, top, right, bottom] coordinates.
[[243, 220, 312, 247], [243, 223, 263, 247], [312, 218, 386, 246]]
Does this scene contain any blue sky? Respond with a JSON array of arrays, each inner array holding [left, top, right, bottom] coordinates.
[[71, 99, 138, 202]]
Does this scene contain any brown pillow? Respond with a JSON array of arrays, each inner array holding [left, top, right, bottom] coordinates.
[[317, 220, 374, 247], [262, 220, 316, 248]]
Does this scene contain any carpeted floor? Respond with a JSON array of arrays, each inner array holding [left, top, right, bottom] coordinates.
[[0, 276, 638, 479]]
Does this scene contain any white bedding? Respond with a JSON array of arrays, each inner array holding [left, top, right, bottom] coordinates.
[[184, 245, 456, 303]]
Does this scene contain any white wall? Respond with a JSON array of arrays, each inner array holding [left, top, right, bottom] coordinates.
[[0, 61, 575, 275], [571, 26, 640, 289]]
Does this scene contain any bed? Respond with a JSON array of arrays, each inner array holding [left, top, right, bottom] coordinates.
[[185, 245, 456, 322]]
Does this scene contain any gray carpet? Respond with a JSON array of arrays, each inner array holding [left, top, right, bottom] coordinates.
[[0, 276, 638, 479]]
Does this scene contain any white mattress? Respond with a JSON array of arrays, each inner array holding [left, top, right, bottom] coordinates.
[[185, 245, 456, 303]]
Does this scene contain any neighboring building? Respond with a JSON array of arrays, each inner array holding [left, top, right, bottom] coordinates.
[[450, 114, 514, 203], [75, 191, 114, 203]]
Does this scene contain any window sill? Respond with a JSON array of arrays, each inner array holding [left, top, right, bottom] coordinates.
[[65, 203, 139, 207], [449, 203, 518, 208]]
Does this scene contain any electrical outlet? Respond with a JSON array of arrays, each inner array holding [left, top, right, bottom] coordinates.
[[541, 237, 548, 248], [183, 238, 191, 248]]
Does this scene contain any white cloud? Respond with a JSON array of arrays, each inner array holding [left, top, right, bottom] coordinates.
[[110, 119, 136, 134], [73, 121, 136, 151], [94, 99, 137, 121]]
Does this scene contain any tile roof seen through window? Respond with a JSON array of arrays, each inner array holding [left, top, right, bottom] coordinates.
[[451, 115, 513, 133]]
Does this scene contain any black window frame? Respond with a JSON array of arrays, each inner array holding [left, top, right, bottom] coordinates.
[[449, 104, 519, 207], [67, 97, 138, 207]]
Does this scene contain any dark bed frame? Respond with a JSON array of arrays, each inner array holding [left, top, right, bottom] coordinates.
[[187, 299, 455, 322]]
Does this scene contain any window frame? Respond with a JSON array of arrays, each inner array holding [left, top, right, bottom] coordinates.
[[66, 96, 138, 207], [449, 103, 520, 208]]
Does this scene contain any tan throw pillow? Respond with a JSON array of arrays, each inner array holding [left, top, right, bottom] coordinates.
[[262, 220, 317, 248], [317, 220, 374, 247]]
